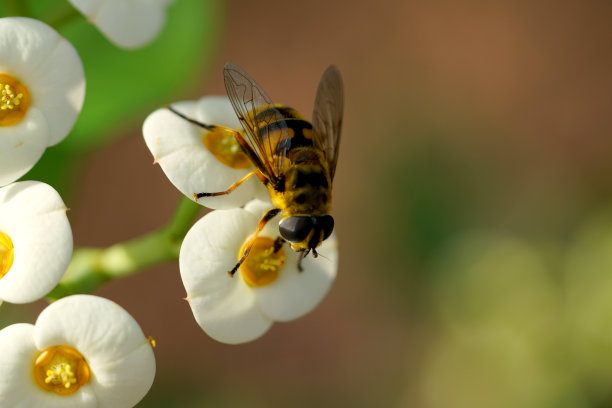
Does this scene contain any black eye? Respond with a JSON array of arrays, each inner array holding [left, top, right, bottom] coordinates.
[[279, 217, 313, 243], [315, 215, 334, 241]]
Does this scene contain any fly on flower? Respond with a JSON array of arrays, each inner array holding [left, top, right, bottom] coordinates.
[[169, 62, 343, 275]]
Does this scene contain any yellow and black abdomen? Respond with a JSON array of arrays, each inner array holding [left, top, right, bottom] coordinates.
[[254, 105, 333, 216]]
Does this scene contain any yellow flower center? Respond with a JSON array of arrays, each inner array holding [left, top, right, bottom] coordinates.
[[240, 237, 286, 287], [0, 230, 14, 279], [202, 126, 251, 169], [0, 74, 30, 127], [33, 346, 91, 396]]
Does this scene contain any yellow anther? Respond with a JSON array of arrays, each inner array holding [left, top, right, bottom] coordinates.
[[0, 74, 30, 126], [44, 363, 77, 388], [0, 230, 14, 279], [33, 346, 90, 396], [239, 236, 286, 287], [148, 336, 157, 348]]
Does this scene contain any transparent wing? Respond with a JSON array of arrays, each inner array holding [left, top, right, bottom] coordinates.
[[312, 65, 344, 180], [223, 62, 290, 185]]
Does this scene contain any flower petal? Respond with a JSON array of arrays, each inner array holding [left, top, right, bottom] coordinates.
[[33, 295, 151, 367], [69, 0, 173, 49], [0, 323, 96, 408], [255, 234, 339, 322], [0, 181, 72, 303], [193, 95, 242, 129], [180, 209, 272, 343], [27, 40, 85, 147], [88, 343, 156, 408], [188, 286, 272, 344], [143, 97, 264, 209], [0, 108, 48, 186]]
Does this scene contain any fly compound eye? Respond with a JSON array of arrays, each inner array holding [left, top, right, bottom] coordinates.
[[279, 216, 313, 243], [317, 215, 334, 241]]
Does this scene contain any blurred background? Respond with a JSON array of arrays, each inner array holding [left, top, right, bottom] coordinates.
[[3, 0, 612, 406]]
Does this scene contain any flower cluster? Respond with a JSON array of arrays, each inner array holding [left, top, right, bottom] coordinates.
[[144, 97, 339, 344], [1, 2, 339, 405], [0, 3, 171, 405], [0, 16, 82, 303]]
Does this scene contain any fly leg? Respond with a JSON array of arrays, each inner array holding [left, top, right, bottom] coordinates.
[[167, 105, 215, 131], [297, 249, 310, 272], [194, 170, 258, 200], [272, 237, 286, 254], [229, 208, 281, 276]]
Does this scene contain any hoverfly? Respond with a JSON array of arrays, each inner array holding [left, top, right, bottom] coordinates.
[[169, 62, 343, 275]]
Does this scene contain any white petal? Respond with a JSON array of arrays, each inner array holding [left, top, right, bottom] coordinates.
[[0, 17, 85, 146], [0, 324, 40, 408], [180, 209, 272, 343], [255, 234, 339, 322], [188, 286, 272, 344], [27, 40, 85, 147], [0, 17, 58, 74], [0, 323, 96, 408], [143, 97, 262, 209], [34, 295, 152, 370], [0, 108, 48, 186], [69, 0, 173, 49], [0, 181, 72, 303], [193, 95, 242, 129], [243, 199, 276, 218], [89, 343, 156, 408]]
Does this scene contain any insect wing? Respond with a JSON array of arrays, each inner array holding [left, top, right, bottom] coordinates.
[[223, 62, 290, 184], [312, 65, 344, 180]]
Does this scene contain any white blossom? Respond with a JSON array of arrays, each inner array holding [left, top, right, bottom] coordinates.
[[180, 201, 338, 344], [0, 295, 156, 408], [0, 17, 85, 186], [143, 96, 267, 209]]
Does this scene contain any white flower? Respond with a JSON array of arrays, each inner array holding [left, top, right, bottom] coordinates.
[[179, 201, 338, 344], [143, 96, 267, 209], [0, 295, 156, 408], [68, 0, 174, 49], [0, 181, 72, 304], [0, 17, 85, 186]]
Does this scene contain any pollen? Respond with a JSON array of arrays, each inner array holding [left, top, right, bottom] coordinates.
[[0, 74, 30, 126], [202, 126, 251, 169], [239, 236, 286, 287], [0, 230, 14, 279], [33, 345, 90, 396]]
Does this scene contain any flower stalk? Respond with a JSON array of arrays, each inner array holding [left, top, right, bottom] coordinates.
[[39, 2, 81, 31], [47, 197, 202, 300]]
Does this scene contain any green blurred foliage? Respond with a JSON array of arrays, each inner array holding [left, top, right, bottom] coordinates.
[[0, 0, 224, 197]]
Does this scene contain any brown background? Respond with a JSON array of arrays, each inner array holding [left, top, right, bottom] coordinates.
[[17, 0, 612, 406]]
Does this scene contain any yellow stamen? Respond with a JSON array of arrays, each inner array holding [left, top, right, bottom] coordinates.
[[0, 230, 14, 279], [202, 126, 251, 169], [0, 74, 30, 126], [239, 237, 286, 287], [33, 346, 90, 396], [148, 336, 156, 348]]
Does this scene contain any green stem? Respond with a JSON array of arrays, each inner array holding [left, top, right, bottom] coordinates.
[[39, 2, 82, 31], [47, 197, 203, 301]]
